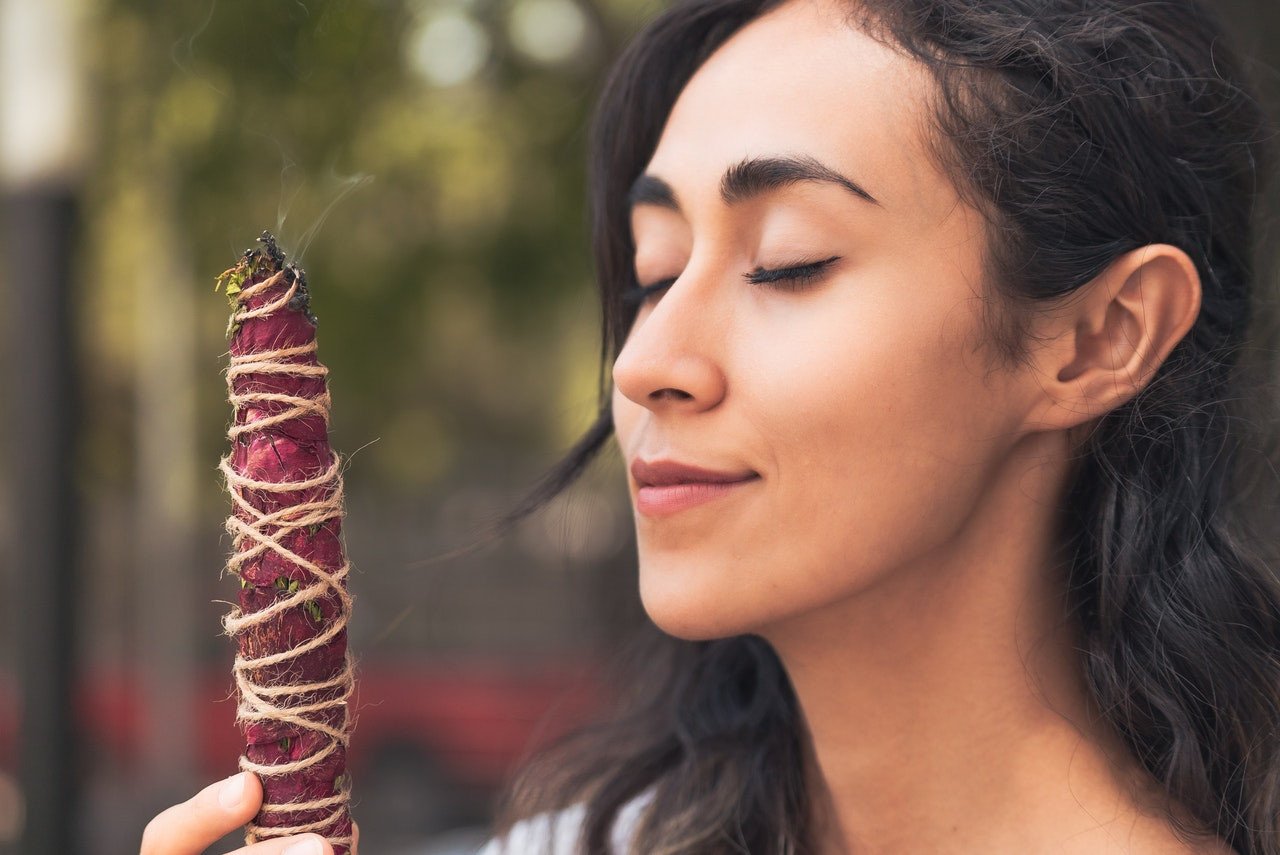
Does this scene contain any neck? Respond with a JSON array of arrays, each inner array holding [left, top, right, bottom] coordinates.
[[760, 433, 1154, 854]]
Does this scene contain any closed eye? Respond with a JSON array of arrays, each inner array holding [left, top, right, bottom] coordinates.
[[622, 255, 840, 307]]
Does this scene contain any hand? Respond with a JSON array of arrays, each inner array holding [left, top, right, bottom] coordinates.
[[140, 771, 361, 855]]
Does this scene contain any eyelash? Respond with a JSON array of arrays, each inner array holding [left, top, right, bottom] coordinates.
[[621, 255, 840, 307]]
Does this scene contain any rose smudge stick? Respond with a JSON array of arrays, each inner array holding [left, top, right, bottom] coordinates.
[[216, 231, 357, 853]]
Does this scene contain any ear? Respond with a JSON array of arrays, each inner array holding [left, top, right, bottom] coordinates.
[[1021, 243, 1202, 435]]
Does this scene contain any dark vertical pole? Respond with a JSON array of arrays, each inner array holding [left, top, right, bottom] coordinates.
[[3, 188, 82, 855]]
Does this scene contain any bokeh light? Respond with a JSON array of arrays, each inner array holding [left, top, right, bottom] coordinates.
[[507, 0, 590, 65], [406, 8, 491, 87]]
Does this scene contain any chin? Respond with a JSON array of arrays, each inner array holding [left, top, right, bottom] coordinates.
[[644, 608, 743, 642], [637, 559, 774, 641]]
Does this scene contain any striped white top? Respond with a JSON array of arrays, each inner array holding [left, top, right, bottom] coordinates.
[[474, 788, 655, 854]]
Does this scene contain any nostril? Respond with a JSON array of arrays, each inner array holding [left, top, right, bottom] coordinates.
[[651, 388, 693, 401]]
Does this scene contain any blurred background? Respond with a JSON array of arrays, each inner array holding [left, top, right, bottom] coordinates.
[[1, 0, 1279, 853]]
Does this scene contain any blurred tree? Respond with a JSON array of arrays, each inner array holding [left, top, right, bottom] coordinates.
[[80, 0, 676, 476], [76, 0, 655, 662]]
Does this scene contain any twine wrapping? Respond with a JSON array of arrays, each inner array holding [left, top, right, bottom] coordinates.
[[218, 239, 357, 854]]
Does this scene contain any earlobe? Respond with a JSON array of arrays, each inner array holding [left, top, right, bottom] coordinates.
[[1025, 244, 1202, 432]]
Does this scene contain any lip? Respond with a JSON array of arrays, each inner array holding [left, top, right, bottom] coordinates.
[[630, 458, 760, 518], [631, 458, 758, 487]]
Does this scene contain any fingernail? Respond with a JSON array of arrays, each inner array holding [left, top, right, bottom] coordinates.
[[218, 772, 246, 809], [282, 838, 323, 855]]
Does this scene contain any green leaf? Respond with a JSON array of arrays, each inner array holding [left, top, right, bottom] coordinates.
[[278, 736, 291, 752], [288, 579, 299, 593], [215, 254, 259, 292], [214, 264, 251, 308], [304, 599, 323, 623], [216, 254, 261, 337]]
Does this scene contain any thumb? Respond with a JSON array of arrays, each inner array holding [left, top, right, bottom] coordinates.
[[140, 771, 263, 855]]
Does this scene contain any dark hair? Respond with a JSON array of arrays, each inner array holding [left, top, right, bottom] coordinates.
[[474, 0, 1280, 852]]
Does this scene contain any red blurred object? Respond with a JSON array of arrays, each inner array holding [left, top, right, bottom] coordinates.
[[0, 655, 611, 795]]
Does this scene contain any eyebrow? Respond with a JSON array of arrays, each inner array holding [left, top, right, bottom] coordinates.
[[626, 153, 881, 215]]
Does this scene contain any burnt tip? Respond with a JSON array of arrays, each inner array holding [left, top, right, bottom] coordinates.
[[256, 230, 288, 271]]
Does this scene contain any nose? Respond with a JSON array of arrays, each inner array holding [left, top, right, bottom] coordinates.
[[611, 267, 727, 414]]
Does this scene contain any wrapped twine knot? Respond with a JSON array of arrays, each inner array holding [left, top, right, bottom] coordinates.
[[218, 262, 357, 852]]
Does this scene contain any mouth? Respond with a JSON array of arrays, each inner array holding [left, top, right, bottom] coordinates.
[[629, 460, 757, 514], [630, 457, 759, 488]]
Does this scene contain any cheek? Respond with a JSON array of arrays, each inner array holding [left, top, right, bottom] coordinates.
[[751, 284, 1013, 596], [636, 283, 1017, 640]]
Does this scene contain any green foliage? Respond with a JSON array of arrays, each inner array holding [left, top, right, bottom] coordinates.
[[274, 576, 300, 595], [213, 254, 258, 308], [84, 0, 652, 497], [213, 253, 259, 337], [304, 599, 324, 623]]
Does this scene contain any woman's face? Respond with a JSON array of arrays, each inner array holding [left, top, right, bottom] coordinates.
[[611, 0, 1037, 640]]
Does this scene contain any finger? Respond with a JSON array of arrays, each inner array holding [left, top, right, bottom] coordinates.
[[352, 821, 360, 854], [230, 833, 333, 855], [140, 771, 263, 855]]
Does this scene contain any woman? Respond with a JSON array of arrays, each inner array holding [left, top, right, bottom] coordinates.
[[141, 0, 1280, 852]]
